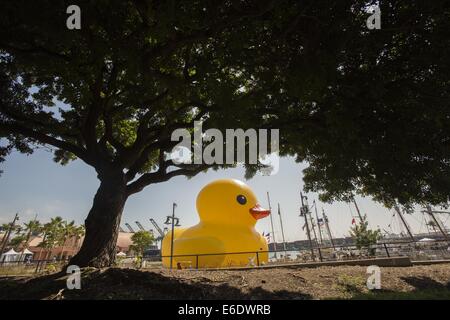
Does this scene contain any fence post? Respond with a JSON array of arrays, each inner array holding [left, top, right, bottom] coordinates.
[[383, 243, 390, 257], [196, 255, 199, 269], [317, 247, 323, 262], [256, 252, 260, 267], [34, 260, 40, 274]]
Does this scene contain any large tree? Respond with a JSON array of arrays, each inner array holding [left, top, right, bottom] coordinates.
[[0, 0, 295, 267], [0, 0, 449, 267], [298, 1, 450, 206]]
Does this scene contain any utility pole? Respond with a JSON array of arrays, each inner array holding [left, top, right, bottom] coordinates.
[[314, 201, 323, 245], [266, 192, 277, 259], [164, 203, 180, 269], [322, 208, 335, 250], [170, 203, 176, 269], [425, 205, 449, 241], [0, 213, 19, 256], [277, 203, 287, 254], [352, 198, 364, 221], [393, 205, 415, 242], [300, 193, 315, 259]]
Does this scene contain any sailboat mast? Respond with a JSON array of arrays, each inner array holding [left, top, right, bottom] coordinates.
[[393, 205, 415, 241], [300, 192, 315, 259], [277, 203, 287, 253], [425, 205, 449, 241], [266, 192, 277, 258], [314, 200, 323, 245], [352, 198, 364, 221], [322, 208, 336, 250]]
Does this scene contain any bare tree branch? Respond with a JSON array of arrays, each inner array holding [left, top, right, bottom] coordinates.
[[126, 163, 210, 196], [0, 121, 93, 166]]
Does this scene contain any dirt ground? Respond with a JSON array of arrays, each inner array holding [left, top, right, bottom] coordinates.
[[0, 263, 449, 300]]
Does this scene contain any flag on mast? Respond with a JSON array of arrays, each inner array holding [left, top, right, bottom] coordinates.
[[262, 231, 271, 243]]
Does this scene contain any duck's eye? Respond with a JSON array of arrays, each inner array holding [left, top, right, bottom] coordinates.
[[236, 195, 247, 205]]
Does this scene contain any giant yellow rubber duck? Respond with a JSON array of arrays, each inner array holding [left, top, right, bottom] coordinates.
[[162, 179, 270, 268]]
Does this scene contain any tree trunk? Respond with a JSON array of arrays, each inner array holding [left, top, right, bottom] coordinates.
[[69, 174, 127, 268]]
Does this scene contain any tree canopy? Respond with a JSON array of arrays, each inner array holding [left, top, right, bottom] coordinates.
[[299, 2, 450, 207], [130, 230, 155, 256]]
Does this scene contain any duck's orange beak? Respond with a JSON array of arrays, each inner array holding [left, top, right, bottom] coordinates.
[[249, 204, 270, 220]]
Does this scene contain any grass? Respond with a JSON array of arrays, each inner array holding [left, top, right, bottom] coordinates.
[[351, 288, 450, 300], [331, 272, 450, 300]]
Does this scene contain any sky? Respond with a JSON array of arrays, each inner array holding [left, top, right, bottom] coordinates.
[[2, 146, 447, 242]]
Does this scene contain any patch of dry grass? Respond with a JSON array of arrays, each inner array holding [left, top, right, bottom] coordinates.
[[0, 263, 449, 300]]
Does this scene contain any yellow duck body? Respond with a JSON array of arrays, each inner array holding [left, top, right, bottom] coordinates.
[[162, 179, 270, 268]]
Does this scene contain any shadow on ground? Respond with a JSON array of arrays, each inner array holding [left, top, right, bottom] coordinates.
[[2, 269, 450, 300], [0, 268, 312, 300], [349, 276, 450, 300]]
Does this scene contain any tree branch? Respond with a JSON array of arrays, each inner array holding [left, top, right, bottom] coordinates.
[[0, 104, 79, 141], [0, 42, 71, 62], [126, 163, 210, 196], [142, 2, 278, 66], [0, 121, 93, 166], [82, 65, 108, 159]]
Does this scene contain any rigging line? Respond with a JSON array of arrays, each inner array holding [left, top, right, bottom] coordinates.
[[408, 212, 422, 224], [356, 200, 365, 214], [406, 211, 424, 232], [394, 213, 401, 234], [393, 209, 403, 235], [398, 212, 407, 235], [388, 211, 395, 229], [347, 202, 355, 219], [418, 213, 425, 234], [423, 213, 431, 234], [443, 213, 450, 225], [434, 211, 448, 222]]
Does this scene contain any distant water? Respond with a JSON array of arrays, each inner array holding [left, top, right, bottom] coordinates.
[[268, 251, 301, 261]]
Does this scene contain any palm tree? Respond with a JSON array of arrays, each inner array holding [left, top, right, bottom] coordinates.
[[73, 225, 85, 248], [16, 219, 42, 261], [64, 225, 85, 260], [39, 217, 64, 260], [60, 220, 76, 260], [23, 220, 42, 246], [4, 223, 26, 252], [9, 234, 27, 250], [1, 223, 20, 245]]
